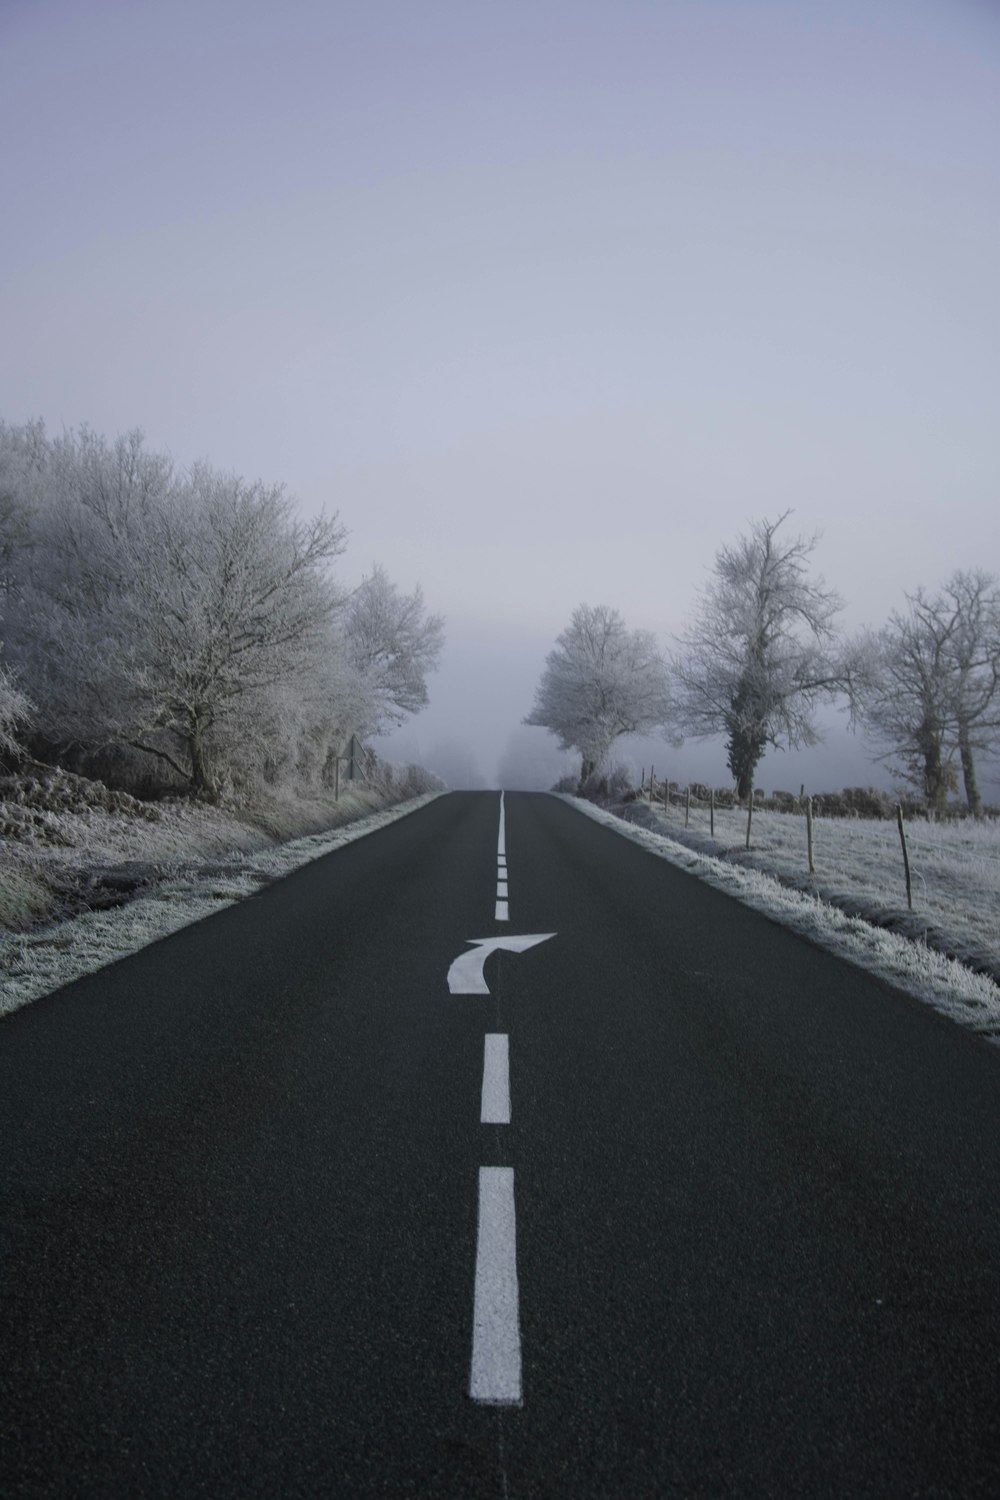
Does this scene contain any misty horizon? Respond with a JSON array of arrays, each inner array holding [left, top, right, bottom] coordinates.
[[2, 0, 998, 805]]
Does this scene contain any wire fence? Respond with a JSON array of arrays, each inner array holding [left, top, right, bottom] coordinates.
[[634, 766, 1000, 919]]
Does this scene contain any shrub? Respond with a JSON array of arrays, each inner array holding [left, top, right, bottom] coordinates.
[[605, 762, 635, 800], [841, 786, 896, 819], [580, 767, 610, 798], [809, 787, 897, 820]]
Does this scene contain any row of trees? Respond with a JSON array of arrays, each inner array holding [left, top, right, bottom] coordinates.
[[526, 514, 1000, 816], [0, 420, 444, 800]]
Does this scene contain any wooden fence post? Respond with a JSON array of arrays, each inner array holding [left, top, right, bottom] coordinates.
[[806, 796, 814, 874], [685, 785, 691, 827], [710, 786, 715, 837], [335, 753, 340, 802], [896, 804, 913, 910], [650, 766, 655, 803]]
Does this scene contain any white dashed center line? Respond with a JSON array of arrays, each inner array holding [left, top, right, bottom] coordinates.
[[496, 794, 509, 920], [480, 1033, 511, 1124], [470, 1166, 522, 1405], [465, 795, 529, 1407]]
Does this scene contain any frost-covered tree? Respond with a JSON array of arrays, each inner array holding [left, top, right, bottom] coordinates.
[[5, 425, 177, 759], [5, 427, 346, 798], [524, 603, 671, 783], [862, 571, 1000, 816], [944, 572, 1000, 816], [672, 513, 846, 802], [1, 419, 444, 800], [344, 564, 444, 735], [125, 467, 347, 796], [0, 423, 43, 760]]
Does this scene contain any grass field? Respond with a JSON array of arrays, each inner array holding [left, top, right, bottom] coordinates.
[[642, 796, 1000, 966]]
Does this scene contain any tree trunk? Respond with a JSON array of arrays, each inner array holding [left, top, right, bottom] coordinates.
[[957, 720, 984, 818], [189, 724, 218, 802], [920, 731, 949, 818], [728, 745, 758, 804], [580, 756, 595, 785], [726, 722, 765, 805], [725, 678, 768, 807]]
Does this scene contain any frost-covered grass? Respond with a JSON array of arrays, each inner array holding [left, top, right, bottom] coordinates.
[[565, 795, 1000, 1044], [643, 797, 1000, 965], [0, 790, 441, 1018]]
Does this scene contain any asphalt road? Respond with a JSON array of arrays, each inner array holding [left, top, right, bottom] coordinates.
[[2, 790, 999, 1497]]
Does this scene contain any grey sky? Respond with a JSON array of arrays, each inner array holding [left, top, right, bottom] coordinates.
[[3, 0, 998, 790]]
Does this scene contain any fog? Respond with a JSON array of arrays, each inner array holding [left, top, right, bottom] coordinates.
[[2, 1, 998, 799]]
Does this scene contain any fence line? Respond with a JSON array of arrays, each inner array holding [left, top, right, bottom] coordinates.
[[636, 767, 961, 912]]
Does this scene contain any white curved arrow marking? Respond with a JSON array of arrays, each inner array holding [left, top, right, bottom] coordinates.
[[447, 934, 556, 995]]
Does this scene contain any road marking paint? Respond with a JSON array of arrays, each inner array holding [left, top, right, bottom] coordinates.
[[496, 799, 508, 919], [447, 934, 556, 995], [480, 1034, 511, 1124], [470, 1167, 522, 1405]]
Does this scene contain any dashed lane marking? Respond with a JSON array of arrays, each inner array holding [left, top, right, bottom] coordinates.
[[470, 1167, 522, 1405], [481, 1034, 511, 1124]]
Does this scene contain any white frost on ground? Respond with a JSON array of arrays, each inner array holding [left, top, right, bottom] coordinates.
[[640, 795, 1000, 959], [0, 792, 441, 1018], [564, 795, 1000, 1044]]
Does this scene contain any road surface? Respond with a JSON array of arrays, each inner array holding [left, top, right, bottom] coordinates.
[[2, 790, 999, 1496]]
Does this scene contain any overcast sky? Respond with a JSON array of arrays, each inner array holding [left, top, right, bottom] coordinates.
[[3, 0, 998, 791]]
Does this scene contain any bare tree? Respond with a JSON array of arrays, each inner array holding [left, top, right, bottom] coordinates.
[[945, 571, 1000, 816], [0, 422, 44, 759], [123, 465, 348, 797], [524, 603, 671, 784], [863, 611, 954, 816], [672, 513, 845, 802], [7, 429, 347, 798], [862, 571, 1000, 816], [0, 421, 53, 639], [344, 565, 445, 735], [1, 420, 447, 800]]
